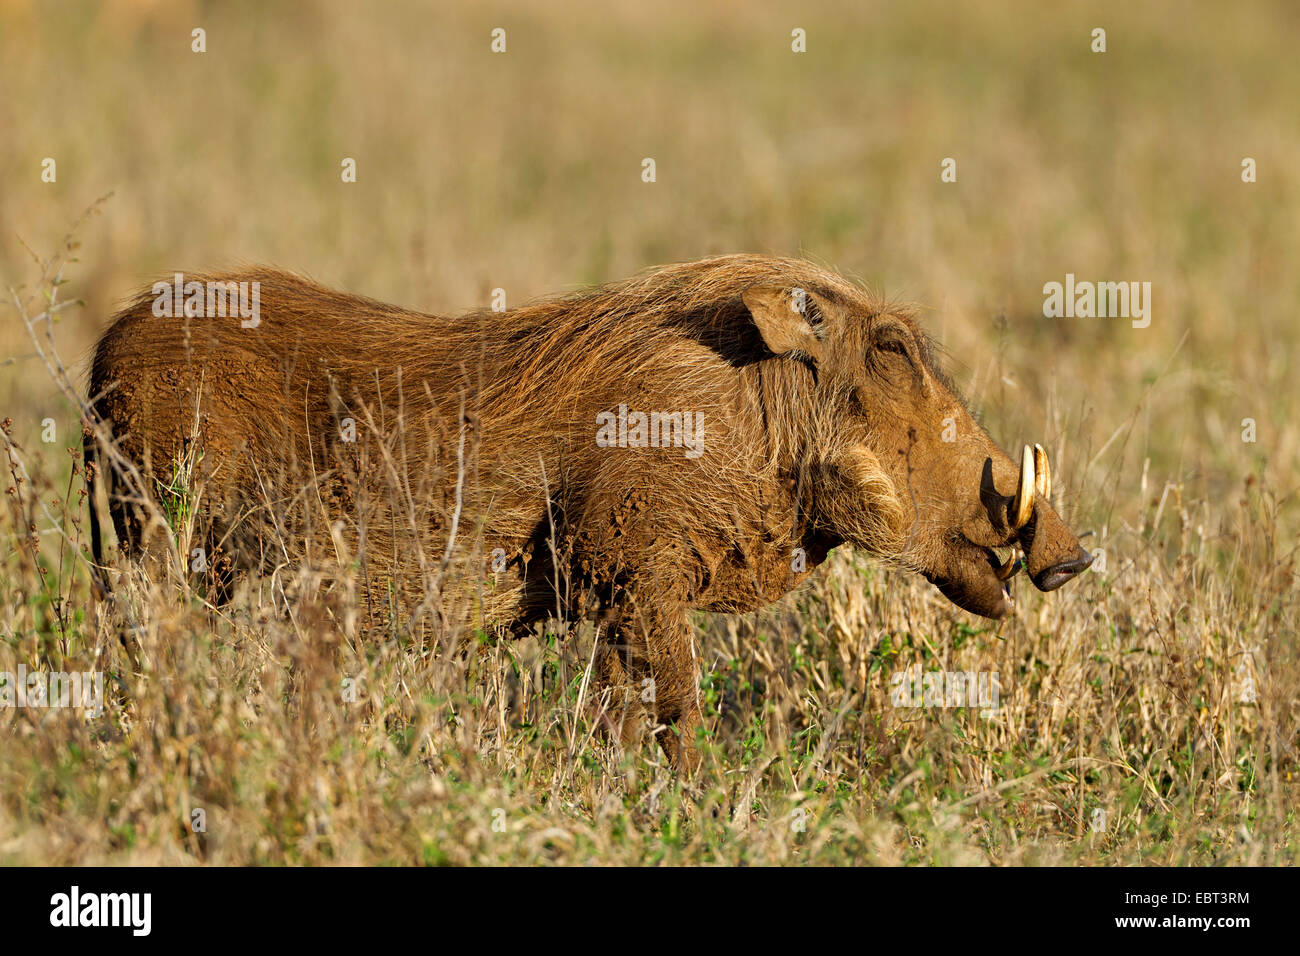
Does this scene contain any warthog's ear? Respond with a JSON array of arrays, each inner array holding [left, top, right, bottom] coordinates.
[[742, 286, 824, 364]]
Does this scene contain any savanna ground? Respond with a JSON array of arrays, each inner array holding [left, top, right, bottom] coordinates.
[[0, 0, 1296, 865]]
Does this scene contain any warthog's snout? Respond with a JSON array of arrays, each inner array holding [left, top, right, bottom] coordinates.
[[940, 444, 1093, 620], [1008, 443, 1094, 594], [1032, 549, 1094, 591]]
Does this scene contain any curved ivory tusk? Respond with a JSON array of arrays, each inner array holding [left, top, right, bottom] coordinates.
[[1033, 443, 1052, 503], [1012, 444, 1035, 530], [994, 551, 1023, 581]]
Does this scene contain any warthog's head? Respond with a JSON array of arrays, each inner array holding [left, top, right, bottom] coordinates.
[[743, 283, 1092, 619]]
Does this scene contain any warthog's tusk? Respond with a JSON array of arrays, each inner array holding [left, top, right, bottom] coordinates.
[[1012, 444, 1035, 530], [1033, 443, 1052, 503], [994, 551, 1023, 581]]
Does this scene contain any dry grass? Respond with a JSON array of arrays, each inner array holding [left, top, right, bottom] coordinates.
[[0, 0, 1296, 864]]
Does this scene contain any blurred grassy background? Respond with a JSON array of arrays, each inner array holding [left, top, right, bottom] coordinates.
[[0, 0, 1296, 864]]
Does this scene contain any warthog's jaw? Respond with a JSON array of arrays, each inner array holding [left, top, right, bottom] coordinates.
[[914, 444, 1094, 619], [926, 536, 1086, 620], [922, 537, 1020, 620], [928, 519, 1094, 619], [920, 442, 1092, 616]]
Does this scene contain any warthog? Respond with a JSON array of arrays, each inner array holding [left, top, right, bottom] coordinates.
[[86, 254, 1092, 769]]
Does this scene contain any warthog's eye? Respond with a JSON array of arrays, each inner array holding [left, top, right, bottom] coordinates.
[[872, 331, 915, 367], [868, 324, 924, 387]]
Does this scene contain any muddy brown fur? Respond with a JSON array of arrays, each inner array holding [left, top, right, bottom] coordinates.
[[85, 254, 1092, 770]]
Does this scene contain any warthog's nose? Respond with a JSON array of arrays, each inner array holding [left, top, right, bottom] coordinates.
[[1032, 548, 1094, 591]]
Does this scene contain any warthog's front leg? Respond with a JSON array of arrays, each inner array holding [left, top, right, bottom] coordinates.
[[596, 570, 703, 774]]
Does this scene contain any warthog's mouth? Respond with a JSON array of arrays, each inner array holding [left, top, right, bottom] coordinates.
[[924, 533, 1092, 620], [920, 444, 1094, 619], [922, 538, 1021, 620]]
